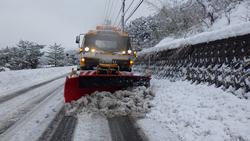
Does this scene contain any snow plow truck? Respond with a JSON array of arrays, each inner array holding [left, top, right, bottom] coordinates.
[[64, 25, 151, 103]]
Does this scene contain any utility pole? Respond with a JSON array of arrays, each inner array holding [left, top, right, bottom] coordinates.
[[121, 0, 125, 32]]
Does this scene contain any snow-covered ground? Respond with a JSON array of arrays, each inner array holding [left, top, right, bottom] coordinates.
[[138, 78, 250, 141], [0, 66, 74, 96]]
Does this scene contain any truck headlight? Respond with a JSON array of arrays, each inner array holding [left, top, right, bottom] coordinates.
[[122, 51, 126, 54], [127, 50, 132, 54], [81, 58, 85, 62], [91, 48, 96, 53], [85, 47, 90, 52]]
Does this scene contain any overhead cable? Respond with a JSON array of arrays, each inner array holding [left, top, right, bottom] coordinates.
[[125, 0, 144, 23]]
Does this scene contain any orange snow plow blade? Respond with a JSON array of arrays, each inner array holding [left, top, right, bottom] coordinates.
[[64, 70, 151, 103]]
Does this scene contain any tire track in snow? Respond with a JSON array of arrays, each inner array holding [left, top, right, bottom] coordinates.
[[108, 116, 147, 141], [0, 87, 64, 141], [0, 79, 65, 134], [0, 73, 67, 104], [48, 116, 147, 141], [38, 107, 66, 141], [48, 116, 77, 141]]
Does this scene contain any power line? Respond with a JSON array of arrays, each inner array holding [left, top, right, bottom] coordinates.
[[104, 0, 108, 15], [109, 0, 120, 25], [117, 0, 136, 27], [104, 0, 108, 21], [105, 0, 111, 20], [125, 0, 144, 23], [113, 6, 122, 26], [124, 0, 135, 15], [121, 0, 126, 31], [107, 0, 115, 21]]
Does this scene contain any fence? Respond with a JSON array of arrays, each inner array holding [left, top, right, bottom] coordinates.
[[135, 34, 250, 99]]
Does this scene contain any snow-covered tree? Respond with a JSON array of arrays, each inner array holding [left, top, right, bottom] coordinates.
[[46, 43, 65, 67], [0, 47, 11, 67], [126, 16, 159, 50], [64, 50, 78, 66], [1, 41, 45, 70], [196, 0, 242, 26], [15, 40, 45, 69], [127, 0, 243, 49], [8, 47, 22, 70]]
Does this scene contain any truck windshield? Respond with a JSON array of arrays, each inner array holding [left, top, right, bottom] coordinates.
[[95, 40, 119, 52], [84, 33, 131, 53]]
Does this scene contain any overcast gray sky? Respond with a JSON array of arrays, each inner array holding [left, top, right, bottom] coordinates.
[[0, 0, 154, 50]]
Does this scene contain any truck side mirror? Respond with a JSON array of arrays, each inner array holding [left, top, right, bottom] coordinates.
[[75, 36, 80, 44]]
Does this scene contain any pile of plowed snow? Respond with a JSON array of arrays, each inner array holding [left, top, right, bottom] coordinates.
[[65, 86, 154, 118]]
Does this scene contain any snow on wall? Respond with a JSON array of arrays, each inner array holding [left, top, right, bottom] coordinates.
[[139, 21, 250, 56]]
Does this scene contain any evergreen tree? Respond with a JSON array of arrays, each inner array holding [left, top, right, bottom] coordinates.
[[1, 41, 45, 70], [46, 43, 65, 67], [14, 40, 45, 69], [0, 47, 10, 67]]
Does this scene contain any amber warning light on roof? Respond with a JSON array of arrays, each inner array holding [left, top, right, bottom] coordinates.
[[96, 25, 121, 32]]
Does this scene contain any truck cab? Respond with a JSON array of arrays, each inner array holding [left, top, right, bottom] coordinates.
[[76, 26, 136, 72]]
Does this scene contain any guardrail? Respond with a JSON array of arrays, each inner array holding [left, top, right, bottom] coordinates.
[[135, 34, 250, 99]]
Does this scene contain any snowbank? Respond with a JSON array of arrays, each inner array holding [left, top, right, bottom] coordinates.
[[0, 66, 74, 96], [138, 78, 250, 141], [65, 86, 154, 118], [154, 37, 175, 48], [139, 21, 250, 55]]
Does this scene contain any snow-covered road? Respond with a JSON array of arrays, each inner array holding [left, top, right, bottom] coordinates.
[[0, 67, 73, 141], [74, 112, 112, 141], [0, 78, 64, 134], [0, 84, 64, 141]]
